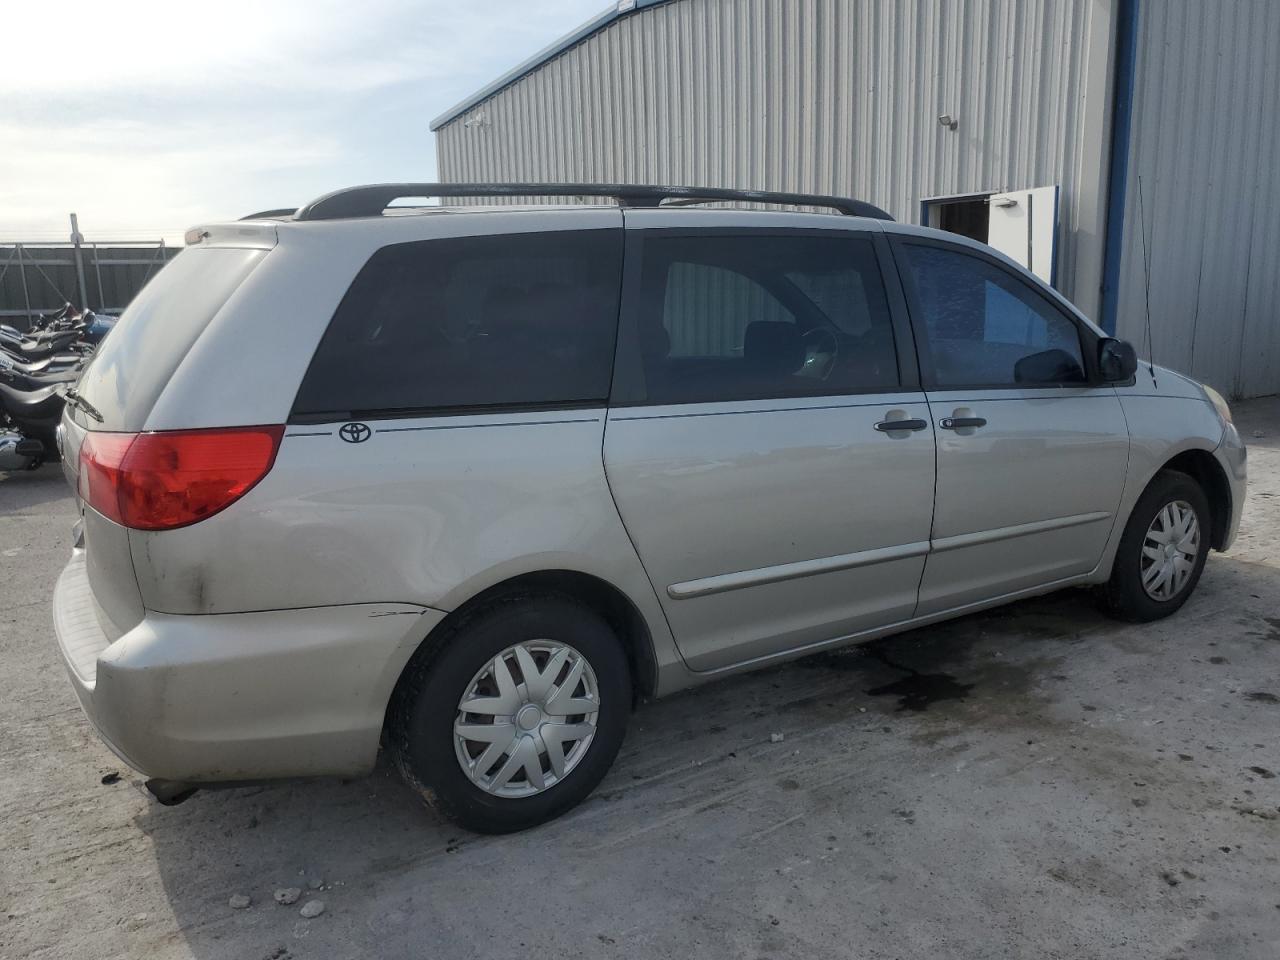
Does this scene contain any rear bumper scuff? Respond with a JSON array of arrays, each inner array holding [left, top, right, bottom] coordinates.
[[53, 550, 444, 783]]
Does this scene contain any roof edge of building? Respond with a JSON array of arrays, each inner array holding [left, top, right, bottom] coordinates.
[[429, 0, 672, 131]]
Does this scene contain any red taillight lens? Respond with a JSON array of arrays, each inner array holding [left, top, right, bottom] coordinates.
[[78, 426, 284, 530]]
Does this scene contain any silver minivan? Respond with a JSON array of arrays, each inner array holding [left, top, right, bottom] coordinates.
[[52, 183, 1246, 833]]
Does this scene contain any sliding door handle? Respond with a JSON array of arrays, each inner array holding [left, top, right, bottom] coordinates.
[[874, 418, 929, 433], [939, 417, 987, 430]]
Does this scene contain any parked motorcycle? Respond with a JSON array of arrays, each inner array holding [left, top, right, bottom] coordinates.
[[0, 349, 84, 377], [0, 302, 76, 343], [0, 381, 66, 469], [0, 304, 111, 471], [0, 307, 115, 360], [0, 350, 86, 393]]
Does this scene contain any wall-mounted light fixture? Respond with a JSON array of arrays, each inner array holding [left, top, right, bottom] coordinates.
[[463, 114, 490, 129], [938, 114, 958, 131]]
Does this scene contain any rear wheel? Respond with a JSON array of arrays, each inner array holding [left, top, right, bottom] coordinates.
[[1101, 470, 1211, 622], [389, 597, 630, 833]]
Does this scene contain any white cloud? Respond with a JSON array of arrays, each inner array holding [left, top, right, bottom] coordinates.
[[1, 0, 607, 241], [4, 0, 575, 95], [0, 118, 344, 239]]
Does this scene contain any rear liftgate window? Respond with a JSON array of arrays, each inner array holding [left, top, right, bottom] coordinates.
[[292, 229, 623, 418], [74, 246, 269, 431]]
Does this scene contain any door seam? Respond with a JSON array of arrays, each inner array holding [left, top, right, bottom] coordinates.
[[598, 412, 686, 667], [911, 394, 940, 620]]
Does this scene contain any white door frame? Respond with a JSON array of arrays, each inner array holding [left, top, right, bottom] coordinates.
[[919, 187, 1060, 287]]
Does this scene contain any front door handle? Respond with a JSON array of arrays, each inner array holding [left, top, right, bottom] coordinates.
[[939, 417, 987, 430], [874, 418, 929, 433]]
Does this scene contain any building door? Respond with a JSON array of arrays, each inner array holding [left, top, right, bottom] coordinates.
[[985, 186, 1059, 284], [922, 185, 1060, 284], [604, 223, 935, 672]]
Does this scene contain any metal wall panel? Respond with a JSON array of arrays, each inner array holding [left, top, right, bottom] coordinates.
[[436, 0, 1116, 319], [1113, 0, 1280, 397]]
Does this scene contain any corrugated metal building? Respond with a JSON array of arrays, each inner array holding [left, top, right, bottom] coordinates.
[[432, 0, 1280, 398]]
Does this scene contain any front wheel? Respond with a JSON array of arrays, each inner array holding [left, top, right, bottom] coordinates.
[[389, 597, 631, 833], [1100, 469, 1211, 622]]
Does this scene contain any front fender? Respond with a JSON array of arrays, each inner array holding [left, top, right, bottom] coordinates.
[[1095, 390, 1227, 580]]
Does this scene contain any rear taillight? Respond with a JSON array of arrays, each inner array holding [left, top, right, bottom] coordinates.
[[78, 426, 284, 530]]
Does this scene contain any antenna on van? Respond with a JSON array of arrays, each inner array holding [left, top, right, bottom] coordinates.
[[1137, 174, 1157, 388]]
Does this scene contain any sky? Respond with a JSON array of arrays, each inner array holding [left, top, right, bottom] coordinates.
[[0, 0, 607, 244]]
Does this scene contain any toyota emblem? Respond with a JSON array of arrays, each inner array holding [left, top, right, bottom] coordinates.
[[339, 422, 372, 444]]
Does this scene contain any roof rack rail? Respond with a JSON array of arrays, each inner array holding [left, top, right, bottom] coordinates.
[[293, 182, 893, 222]]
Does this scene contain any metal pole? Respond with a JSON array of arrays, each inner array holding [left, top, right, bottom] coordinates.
[[70, 212, 89, 309], [0, 243, 19, 287], [140, 239, 166, 285], [17, 243, 32, 327], [93, 242, 104, 310]]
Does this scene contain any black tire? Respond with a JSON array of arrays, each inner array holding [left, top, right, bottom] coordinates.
[[1100, 469, 1211, 622], [388, 596, 630, 834]]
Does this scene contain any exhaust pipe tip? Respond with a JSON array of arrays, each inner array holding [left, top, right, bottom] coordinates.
[[145, 778, 199, 806]]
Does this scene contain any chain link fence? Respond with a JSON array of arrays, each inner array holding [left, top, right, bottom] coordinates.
[[0, 240, 181, 330]]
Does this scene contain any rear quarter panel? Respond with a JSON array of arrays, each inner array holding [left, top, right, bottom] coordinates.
[[127, 411, 685, 680]]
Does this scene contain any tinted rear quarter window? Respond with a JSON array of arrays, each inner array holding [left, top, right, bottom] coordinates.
[[631, 233, 899, 404], [293, 230, 623, 418], [75, 246, 269, 430]]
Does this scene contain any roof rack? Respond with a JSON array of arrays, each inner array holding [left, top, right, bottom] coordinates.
[[293, 183, 893, 222]]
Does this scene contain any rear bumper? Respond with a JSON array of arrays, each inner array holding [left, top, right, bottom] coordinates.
[[53, 550, 444, 782], [1214, 423, 1247, 551]]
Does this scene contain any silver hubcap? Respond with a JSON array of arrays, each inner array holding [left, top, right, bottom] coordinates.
[[454, 640, 600, 798], [1141, 499, 1200, 600]]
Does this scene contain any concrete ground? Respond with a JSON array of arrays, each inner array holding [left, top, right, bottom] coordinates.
[[2, 399, 1278, 960]]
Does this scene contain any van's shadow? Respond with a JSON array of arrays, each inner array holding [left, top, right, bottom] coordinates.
[[132, 554, 1276, 960]]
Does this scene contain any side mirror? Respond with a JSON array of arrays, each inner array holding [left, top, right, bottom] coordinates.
[[1014, 348, 1086, 385], [1098, 338, 1138, 383]]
